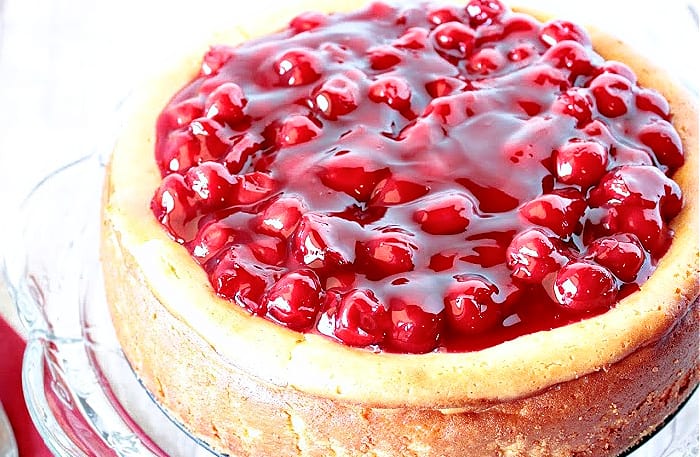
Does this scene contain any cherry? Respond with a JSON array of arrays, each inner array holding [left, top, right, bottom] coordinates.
[[355, 234, 415, 280], [467, 48, 505, 75], [330, 289, 389, 346], [614, 206, 671, 257], [542, 40, 594, 82], [465, 0, 505, 27], [425, 77, 465, 98], [369, 176, 429, 205], [368, 76, 412, 111], [204, 82, 247, 125], [273, 49, 322, 86], [224, 132, 264, 174], [289, 11, 328, 33], [255, 195, 305, 239], [519, 188, 586, 237], [413, 192, 474, 235], [190, 221, 246, 264], [318, 158, 390, 202], [444, 276, 501, 334], [635, 88, 670, 119], [210, 247, 267, 313], [426, 6, 463, 26], [507, 43, 535, 63], [151, 173, 195, 243], [585, 234, 646, 282], [313, 75, 360, 119], [554, 140, 608, 188], [157, 118, 232, 174], [506, 228, 569, 283], [232, 171, 276, 205], [589, 73, 632, 118], [276, 115, 321, 147], [249, 233, 287, 266], [590, 61, 637, 85], [367, 45, 402, 71], [264, 269, 322, 330], [184, 162, 238, 211], [553, 261, 618, 312], [385, 298, 444, 353], [201, 46, 235, 75], [432, 22, 476, 59], [588, 165, 682, 219], [393, 27, 429, 49], [552, 88, 593, 127], [539, 20, 590, 47], [638, 120, 684, 170], [162, 98, 203, 129], [291, 213, 353, 271]]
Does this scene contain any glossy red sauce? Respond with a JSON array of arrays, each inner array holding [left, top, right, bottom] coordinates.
[[151, 0, 684, 353]]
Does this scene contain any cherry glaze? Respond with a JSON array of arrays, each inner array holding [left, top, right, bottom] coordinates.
[[151, 0, 685, 353]]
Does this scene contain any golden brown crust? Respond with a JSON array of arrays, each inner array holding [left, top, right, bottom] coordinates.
[[101, 1, 700, 455]]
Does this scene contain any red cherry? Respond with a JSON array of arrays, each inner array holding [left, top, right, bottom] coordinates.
[[264, 269, 322, 330], [507, 43, 535, 62], [313, 75, 360, 119], [249, 234, 287, 266], [385, 298, 444, 353], [211, 247, 267, 313], [465, 0, 506, 27], [277, 115, 321, 147], [367, 45, 402, 70], [554, 261, 618, 311], [204, 82, 247, 124], [506, 228, 569, 283], [554, 140, 609, 188], [590, 61, 637, 85], [426, 6, 463, 26], [190, 221, 247, 264], [425, 77, 465, 98], [519, 189, 586, 238], [232, 171, 276, 205], [273, 49, 322, 86], [201, 46, 235, 75], [467, 48, 505, 75], [355, 234, 415, 280], [157, 118, 232, 174], [638, 120, 684, 170], [413, 192, 474, 235], [552, 88, 593, 127], [368, 76, 412, 111], [590, 73, 632, 118], [635, 88, 670, 119], [289, 11, 328, 33], [585, 234, 646, 282], [162, 98, 203, 129], [291, 213, 353, 271], [539, 20, 590, 47], [588, 165, 682, 219], [224, 132, 264, 174], [432, 22, 476, 58], [393, 27, 429, 49], [330, 289, 389, 346], [184, 162, 237, 211], [542, 40, 595, 82], [256, 195, 305, 239], [318, 157, 390, 202], [614, 206, 671, 257], [151, 173, 195, 243], [444, 276, 501, 334], [369, 176, 429, 206]]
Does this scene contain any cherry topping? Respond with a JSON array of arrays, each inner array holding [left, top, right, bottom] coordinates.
[[273, 49, 322, 86], [277, 115, 321, 147], [553, 261, 618, 311], [385, 298, 444, 353], [190, 221, 246, 264], [542, 40, 594, 82], [369, 176, 429, 205], [589, 73, 632, 118], [367, 45, 402, 71], [204, 82, 247, 124], [313, 75, 360, 119], [201, 46, 235, 76], [163, 98, 203, 128], [355, 233, 416, 280], [554, 140, 608, 188], [539, 19, 590, 47], [444, 275, 501, 334], [330, 289, 389, 346], [552, 88, 593, 127], [638, 120, 684, 170], [432, 22, 476, 59], [368, 76, 412, 111], [635, 88, 670, 119], [585, 234, 646, 282], [318, 158, 390, 202], [151, 173, 195, 243], [413, 192, 474, 235], [290, 11, 328, 33], [255, 195, 305, 239], [211, 247, 268, 313], [519, 188, 586, 237], [467, 48, 505, 75], [426, 6, 463, 26], [264, 269, 322, 330], [506, 228, 569, 283], [465, 0, 505, 27], [291, 213, 353, 271]]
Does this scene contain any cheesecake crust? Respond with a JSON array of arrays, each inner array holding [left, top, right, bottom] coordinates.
[[101, 2, 699, 455]]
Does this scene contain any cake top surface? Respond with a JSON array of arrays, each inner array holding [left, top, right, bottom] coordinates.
[[149, 0, 685, 353]]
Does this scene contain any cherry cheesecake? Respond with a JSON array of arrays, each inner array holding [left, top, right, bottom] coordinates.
[[101, 0, 698, 455]]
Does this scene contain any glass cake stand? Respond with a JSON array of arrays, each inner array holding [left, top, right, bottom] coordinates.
[[1, 146, 698, 456]]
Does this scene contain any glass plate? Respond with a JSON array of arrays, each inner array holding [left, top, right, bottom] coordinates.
[[1, 154, 698, 457]]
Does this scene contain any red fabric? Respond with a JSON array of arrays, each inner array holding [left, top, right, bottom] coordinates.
[[0, 317, 52, 457]]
